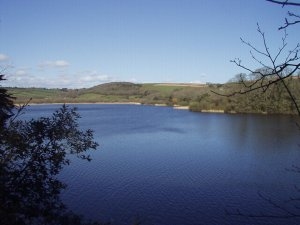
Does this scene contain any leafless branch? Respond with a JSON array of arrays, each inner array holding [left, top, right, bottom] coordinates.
[[266, 0, 300, 7], [279, 16, 300, 30], [8, 98, 32, 124], [214, 24, 300, 115], [266, 1, 300, 29], [274, 29, 288, 62], [222, 1, 300, 221]]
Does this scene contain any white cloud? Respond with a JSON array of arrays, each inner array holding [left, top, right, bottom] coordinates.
[[15, 69, 28, 76], [0, 53, 9, 62], [62, 74, 113, 88], [3, 58, 117, 88], [189, 80, 204, 84], [39, 60, 70, 68], [70, 71, 114, 88], [79, 72, 110, 83], [4, 69, 115, 89], [54, 60, 70, 67]]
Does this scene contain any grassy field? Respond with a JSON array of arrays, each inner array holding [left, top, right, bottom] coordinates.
[[7, 83, 204, 103], [6, 80, 300, 115]]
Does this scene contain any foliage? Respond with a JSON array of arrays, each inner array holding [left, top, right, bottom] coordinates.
[[0, 75, 15, 125], [226, 24, 300, 114], [0, 77, 101, 225], [89, 82, 143, 96], [6, 80, 300, 115], [213, 0, 300, 116]]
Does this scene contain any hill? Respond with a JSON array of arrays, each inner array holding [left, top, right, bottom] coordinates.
[[6, 80, 300, 115], [7, 82, 209, 105]]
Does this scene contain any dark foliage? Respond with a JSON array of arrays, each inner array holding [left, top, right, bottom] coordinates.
[[0, 75, 15, 126], [0, 77, 101, 225]]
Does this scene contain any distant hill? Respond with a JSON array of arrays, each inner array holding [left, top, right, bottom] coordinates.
[[88, 82, 143, 95], [7, 82, 207, 104], [6, 80, 300, 115]]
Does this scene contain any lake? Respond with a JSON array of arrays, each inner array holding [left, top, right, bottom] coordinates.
[[25, 104, 300, 225]]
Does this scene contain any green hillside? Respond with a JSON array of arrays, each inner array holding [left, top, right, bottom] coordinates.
[[6, 79, 300, 115]]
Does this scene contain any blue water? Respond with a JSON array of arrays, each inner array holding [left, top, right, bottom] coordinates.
[[25, 104, 300, 225]]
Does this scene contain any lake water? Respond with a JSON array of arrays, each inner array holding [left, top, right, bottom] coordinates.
[[26, 104, 300, 225]]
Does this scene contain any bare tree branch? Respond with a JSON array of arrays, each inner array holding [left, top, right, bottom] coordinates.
[[266, 0, 300, 7], [279, 15, 300, 30], [214, 24, 300, 115], [221, 1, 300, 221], [266, 1, 300, 29]]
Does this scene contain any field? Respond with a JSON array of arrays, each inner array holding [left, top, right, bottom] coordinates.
[[6, 80, 300, 115]]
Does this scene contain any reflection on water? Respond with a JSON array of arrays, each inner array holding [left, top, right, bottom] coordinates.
[[26, 104, 300, 225]]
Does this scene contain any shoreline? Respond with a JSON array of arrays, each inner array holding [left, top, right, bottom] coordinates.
[[27, 102, 143, 106], [21, 102, 298, 116], [27, 102, 193, 111]]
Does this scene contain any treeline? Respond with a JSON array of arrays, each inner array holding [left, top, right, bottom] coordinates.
[[6, 78, 300, 115]]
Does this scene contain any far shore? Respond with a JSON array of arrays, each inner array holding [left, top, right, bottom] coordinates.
[[22, 102, 283, 115], [26, 102, 194, 111], [27, 102, 143, 106]]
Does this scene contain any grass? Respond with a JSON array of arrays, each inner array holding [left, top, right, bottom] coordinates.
[[141, 83, 187, 94], [6, 80, 300, 115]]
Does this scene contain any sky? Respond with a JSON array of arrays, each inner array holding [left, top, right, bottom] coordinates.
[[0, 0, 299, 88]]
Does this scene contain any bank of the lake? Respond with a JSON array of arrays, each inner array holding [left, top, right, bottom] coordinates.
[[8, 80, 300, 115]]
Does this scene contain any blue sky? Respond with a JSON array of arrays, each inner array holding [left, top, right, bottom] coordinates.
[[0, 0, 299, 88]]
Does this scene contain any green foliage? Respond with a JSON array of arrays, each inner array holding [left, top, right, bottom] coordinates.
[[1, 78, 100, 225], [0, 75, 15, 125], [0, 105, 99, 225], [221, 77, 300, 114], [5, 80, 300, 114], [89, 82, 142, 96]]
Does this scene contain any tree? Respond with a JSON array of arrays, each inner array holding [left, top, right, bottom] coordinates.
[[213, 24, 300, 114], [222, 0, 300, 219], [213, 0, 300, 115], [0, 75, 15, 126], [0, 76, 102, 225], [230, 25, 300, 113]]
